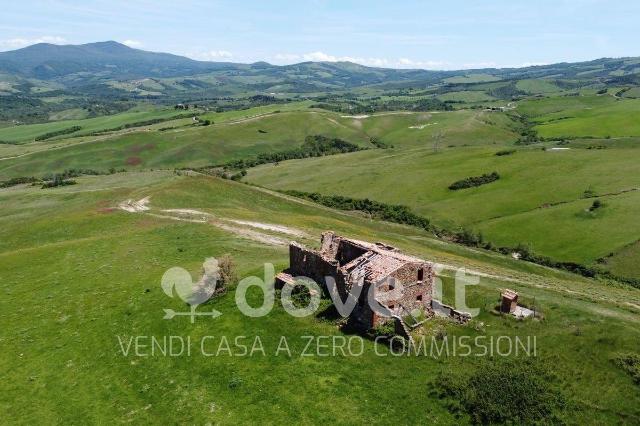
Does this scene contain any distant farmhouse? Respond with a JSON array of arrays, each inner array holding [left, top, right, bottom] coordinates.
[[277, 232, 470, 333]]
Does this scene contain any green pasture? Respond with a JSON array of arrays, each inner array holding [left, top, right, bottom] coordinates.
[[1, 172, 639, 423], [247, 145, 640, 268], [0, 107, 185, 144], [518, 95, 640, 138]]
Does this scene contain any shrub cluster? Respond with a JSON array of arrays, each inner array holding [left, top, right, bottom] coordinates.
[[1, 168, 119, 190], [433, 359, 566, 424], [613, 352, 640, 385], [41, 174, 76, 188], [369, 137, 393, 149], [449, 172, 500, 190], [225, 135, 366, 169], [34, 125, 82, 141], [371, 321, 396, 338], [85, 113, 194, 135], [589, 199, 603, 211], [282, 190, 430, 231], [0, 176, 39, 188], [41, 168, 109, 181]]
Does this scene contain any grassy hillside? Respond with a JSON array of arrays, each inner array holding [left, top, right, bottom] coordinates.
[[1, 171, 639, 423], [3, 39, 640, 426], [247, 145, 640, 264], [6, 94, 640, 279], [3, 93, 640, 280], [519, 95, 640, 139], [243, 98, 640, 278], [0, 107, 189, 143], [0, 109, 374, 178], [0, 107, 515, 179]]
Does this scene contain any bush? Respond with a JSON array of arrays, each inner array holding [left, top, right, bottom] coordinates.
[[34, 125, 82, 141], [282, 190, 431, 231], [456, 228, 484, 246], [589, 199, 603, 211], [217, 254, 237, 291], [433, 359, 566, 424], [285, 280, 313, 309], [0, 176, 39, 188], [371, 320, 396, 338], [85, 113, 194, 135], [228, 376, 243, 389], [224, 135, 365, 170], [449, 172, 500, 190], [495, 149, 515, 156], [612, 352, 640, 385], [229, 170, 247, 181], [41, 175, 76, 188], [369, 137, 393, 149]]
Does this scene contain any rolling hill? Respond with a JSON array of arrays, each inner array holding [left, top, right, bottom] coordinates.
[[0, 41, 235, 80], [1, 41, 639, 97], [2, 39, 640, 425], [1, 170, 639, 423]]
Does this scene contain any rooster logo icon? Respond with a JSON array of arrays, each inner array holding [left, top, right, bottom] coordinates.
[[161, 257, 222, 322]]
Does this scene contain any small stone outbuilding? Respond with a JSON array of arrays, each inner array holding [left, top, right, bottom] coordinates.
[[501, 289, 518, 314]]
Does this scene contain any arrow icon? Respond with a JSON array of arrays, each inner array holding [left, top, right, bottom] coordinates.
[[163, 306, 222, 323]]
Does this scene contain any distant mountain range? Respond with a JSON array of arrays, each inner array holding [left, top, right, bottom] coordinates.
[[0, 41, 235, 80], [1, 41, 639, 125], [1, 41, 639, 94]]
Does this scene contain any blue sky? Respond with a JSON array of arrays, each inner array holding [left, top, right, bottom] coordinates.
[[1, 0, 638, 70]]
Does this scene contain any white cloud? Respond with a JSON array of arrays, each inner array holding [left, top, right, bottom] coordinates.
[[122, 39, 143, 48], [186, 50, 233, 61], [272, 51, 449, 70], [0, 36, 66, 50], [301, 51, 342, 62], [299, 51, 390, 66], [398, 58, 450, 69], [462, 61, 499, 69]]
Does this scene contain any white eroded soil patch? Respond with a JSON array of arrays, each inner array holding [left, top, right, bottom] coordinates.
[[118, 196, 151, 212], [340, 114, 370, 119], [117, 198, 304, 246], [408, 123, 438, 129], [227, 219, 308, 238]]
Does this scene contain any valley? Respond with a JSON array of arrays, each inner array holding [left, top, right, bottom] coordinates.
[[2, 37, 640, 424]]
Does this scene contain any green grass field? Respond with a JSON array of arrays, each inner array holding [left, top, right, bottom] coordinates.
[[443, 74, 501, 84], [0, 107, 188, 144], [437, 91, 497, 103], [4, 97, 640, 279], [247, 144, 640, 267], [0, 109, 371, 179], [515, 79, 563, 94], [518, 95, 640, 139], [0, 108, 515, 179], [1, 171, 639, 423], [3, 32, 640, 426]]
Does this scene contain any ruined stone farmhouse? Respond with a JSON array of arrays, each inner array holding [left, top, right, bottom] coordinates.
[[276, 231, 435, 329]]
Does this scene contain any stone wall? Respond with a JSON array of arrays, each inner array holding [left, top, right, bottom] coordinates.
[[336, 239, 369, 265], [287, 236, 436, 330], [389, 262, 433, 311], [289, 243, 339, 286]]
